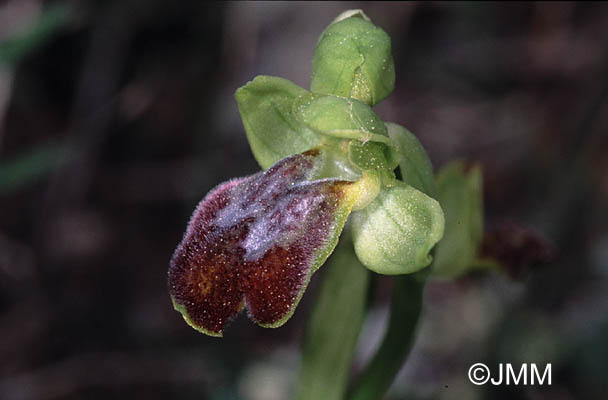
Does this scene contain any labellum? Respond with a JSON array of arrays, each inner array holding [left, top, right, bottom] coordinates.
[[168, 149, 360, 336]]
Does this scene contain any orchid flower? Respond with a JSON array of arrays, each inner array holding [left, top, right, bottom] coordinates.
[[168, 10, 445, 337]]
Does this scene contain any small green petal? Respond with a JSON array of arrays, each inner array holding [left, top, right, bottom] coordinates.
[[294, 94, 390, 144]]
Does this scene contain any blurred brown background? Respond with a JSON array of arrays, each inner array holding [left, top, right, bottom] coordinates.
[[1, 1, 607, 399]]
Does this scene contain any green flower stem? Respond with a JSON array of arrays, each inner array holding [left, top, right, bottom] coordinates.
[[349, 145, 434, 399], [296, 232, 371, 400], [348, 271, 426, 400]]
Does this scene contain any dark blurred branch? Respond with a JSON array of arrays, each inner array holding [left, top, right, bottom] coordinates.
[[41, 1, 133, 215], [537, 53, 608, 241], [565, 58, 608, 164]]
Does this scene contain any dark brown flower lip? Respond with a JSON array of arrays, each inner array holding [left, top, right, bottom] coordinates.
[[168, 150, 356, 336]]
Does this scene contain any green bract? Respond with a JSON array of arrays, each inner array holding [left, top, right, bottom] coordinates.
[[311, 10, 395, 106], [235, 76, 321, 169], [432, 161, 484, 278], [351, 181, 445, 275]]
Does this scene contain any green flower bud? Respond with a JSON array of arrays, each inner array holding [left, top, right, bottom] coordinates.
[[351, 181, 445, 275], [311, 10, 395, 106]]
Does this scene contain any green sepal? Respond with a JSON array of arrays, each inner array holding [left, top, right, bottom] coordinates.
[[431, 161, 484, 278], [311, 10, 395, 106], [235, 75, 321, 169], [351, 181, 445, 275], [386, 122, 436, 197]]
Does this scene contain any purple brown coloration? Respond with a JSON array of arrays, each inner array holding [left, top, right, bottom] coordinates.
[[168, 150, 356, 336], [481, 220, 556, 280]]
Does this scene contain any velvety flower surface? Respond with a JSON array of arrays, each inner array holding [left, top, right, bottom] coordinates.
[[168, 150, 358, 336]]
